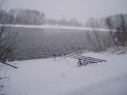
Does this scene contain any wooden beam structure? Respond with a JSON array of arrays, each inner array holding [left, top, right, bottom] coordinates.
[[66, 53, 107, 66], [0, 61, 18, 69]]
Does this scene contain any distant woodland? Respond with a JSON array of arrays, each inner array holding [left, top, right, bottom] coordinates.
[[0, 8, 127, 28], [85, 14, 127, 28], [0, 9, 82, 26]]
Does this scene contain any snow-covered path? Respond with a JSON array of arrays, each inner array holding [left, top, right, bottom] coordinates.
[[0, 52, 127, 95], [66, 72, 127, 95]]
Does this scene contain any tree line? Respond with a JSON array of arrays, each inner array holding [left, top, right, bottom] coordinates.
[[0, 8, 82, 26], [46, 17, 82, 26], [85, 14, 127, 28]]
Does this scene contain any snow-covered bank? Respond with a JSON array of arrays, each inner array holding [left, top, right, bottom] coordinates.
[[0, 52, 127, 95], [66, 73, 127, 95], [13, 24, 110, 31]]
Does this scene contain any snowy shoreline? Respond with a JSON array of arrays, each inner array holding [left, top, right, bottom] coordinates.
[[13, 24, 110, 31], [0, 50, 127, 95]]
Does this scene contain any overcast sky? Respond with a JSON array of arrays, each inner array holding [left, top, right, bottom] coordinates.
[[5, 0, 127, 23]]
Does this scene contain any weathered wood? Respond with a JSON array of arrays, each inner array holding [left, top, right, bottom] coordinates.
[[66, 54, 106, 62], [66, 53, 107, 64], [67, 56, 98, 63], [0, 61, 18, 68], [67, 54, 105, 61], [74, 55, 105, 62]]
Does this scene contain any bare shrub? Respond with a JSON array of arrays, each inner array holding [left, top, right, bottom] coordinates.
[[0, 0, 18, 62], [116, 14, 127, 46], [106, 14, 127, 47], [86, 19, 104, 52]]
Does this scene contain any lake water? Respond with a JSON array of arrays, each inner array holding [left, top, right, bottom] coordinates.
[[10, 27, 108, 61]]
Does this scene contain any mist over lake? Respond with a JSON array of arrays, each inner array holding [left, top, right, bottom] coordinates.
[[8, 27, 108, 61]]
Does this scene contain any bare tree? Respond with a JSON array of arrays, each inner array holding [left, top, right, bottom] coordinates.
[[116, 14, 127, 46], [106, 14, 127, 47], [0, 0, 18, 62], [86, 14, 127, 53], [105, 16, 116, 47], [86, 19, 103, 52], [86, 31, 98, 51]]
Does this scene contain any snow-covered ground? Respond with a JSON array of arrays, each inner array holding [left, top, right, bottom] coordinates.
[[13, 24, 111, 32], [0, 50, 127, 95]]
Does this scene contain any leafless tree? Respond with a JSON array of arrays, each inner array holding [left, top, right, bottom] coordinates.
[[116, 14, 127, 47], [0, 0, 18, 62], [86, 19, 103, 52], [105, 16, 116, 46], [106, 14, 127, 47], [86, 14, 127, 53]]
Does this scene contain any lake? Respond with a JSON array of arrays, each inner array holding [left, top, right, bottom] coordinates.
[[9, 27, 108, 61]]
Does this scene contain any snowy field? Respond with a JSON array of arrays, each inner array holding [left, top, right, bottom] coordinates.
[[0, 49, 127, 95]]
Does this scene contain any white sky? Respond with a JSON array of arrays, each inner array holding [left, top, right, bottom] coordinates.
[[5, 0, 127, 23]]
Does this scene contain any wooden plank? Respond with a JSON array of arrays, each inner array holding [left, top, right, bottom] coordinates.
[[66, 54, 91, 60], [70, 56, 105, 63], [68, 56, 98, 63], [0, 61, 18, 68], [72, 55, 104, 62], [66, 54, 106, 62], [67, 54, 103, 61], [72, 56, 101, 63], [78, 55, 107, 62], [66, 54, 106, 63]]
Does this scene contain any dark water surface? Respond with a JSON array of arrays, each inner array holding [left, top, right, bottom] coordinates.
[[10, 27, 106, 61]]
